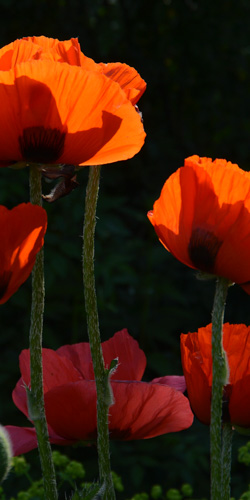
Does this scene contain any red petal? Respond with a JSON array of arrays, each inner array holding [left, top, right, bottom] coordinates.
[[229, 375, 250, 427], [180, 331, 212, 425], [57, 329, 147, 381], [151, 375, 186, 393], [102, 329, 146, 381], [4, 426, 37, 455], [18, 348, 82, 391], [44, 380, 193, 441], [109, 382, 193, 439], [5, 424, 74, 456], [44, 381, 97, 441]]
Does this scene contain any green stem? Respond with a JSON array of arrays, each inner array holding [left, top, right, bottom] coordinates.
[[82, 165, 116, 500], [210, 277, 230, 500], [221, 423, 233, 500], [29, 165, 58, 500]]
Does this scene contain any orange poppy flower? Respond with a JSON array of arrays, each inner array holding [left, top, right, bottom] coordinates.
[[0, 37, 145, 168], [180, 323, 250, 427], [0, 36, 146, 106], [148, 155, 250, 293], [0, 203, 47, 304]]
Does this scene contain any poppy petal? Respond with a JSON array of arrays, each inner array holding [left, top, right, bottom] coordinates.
[[0, 203, 47, 304], [17, 348, 82, 392], [57, 329, 147, 381], [180, 331, 212, 425], [109, 381, 193, 439], [0, 60, 145, 166], [0, 39, 42, 70], [12, 348, 82, 418], [44, 380, 193, 442], [44, 381, 97, 441], [148, 157, 250, 290], [5, 424, 74, 456], [99, 62, 146, 105], [229, 375, 250, 427], [4, 426, 37, 455], [151, 375, 186, 393]]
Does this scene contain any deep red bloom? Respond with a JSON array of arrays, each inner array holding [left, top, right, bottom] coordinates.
[[180, 323, 250, 427], [0, 203, 47, 303], [0, 37, 146, 167], [6, 330, 193, 455], [148, 155, 250, 293]]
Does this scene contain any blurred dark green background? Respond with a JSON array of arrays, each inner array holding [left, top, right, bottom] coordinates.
[[0, 0, 250, 498]]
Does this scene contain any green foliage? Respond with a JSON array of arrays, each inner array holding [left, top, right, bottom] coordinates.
[[238, 441, 250, 466], [150, 486, 162, 499], [111, 471, 124, 493], [165, 489, 182, 500]]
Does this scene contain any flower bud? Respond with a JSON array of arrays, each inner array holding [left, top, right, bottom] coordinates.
[[0, 426, 13, 482]]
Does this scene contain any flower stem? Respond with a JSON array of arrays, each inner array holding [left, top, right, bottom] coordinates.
[[82, 165, 116, 500], [210, 277, 230, 500], [29, 165, 58, 500], [221, 423, 233, 500]]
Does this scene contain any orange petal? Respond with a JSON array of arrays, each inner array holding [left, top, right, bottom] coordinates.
[[0, 60, 145, 166], [99, 62, 146, 105], [0, 203, 47, 304], [0, 39, 42, 70], [149, 157, 250, 290], [180, 328, 212, 425]]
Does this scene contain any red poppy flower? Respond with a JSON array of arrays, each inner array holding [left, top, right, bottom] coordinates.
[[0, 202, 47, 304], [6, 329, 193, 455], [0, 37, 145, 168], [148, 155, 250, 293], [180, 323, 250, 427]]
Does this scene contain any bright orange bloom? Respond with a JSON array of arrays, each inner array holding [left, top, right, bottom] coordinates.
[[148, 155, 250, 293], [180, 323, 250, 427], [0, 203, 47, 303], [0, 37, 146, 167]]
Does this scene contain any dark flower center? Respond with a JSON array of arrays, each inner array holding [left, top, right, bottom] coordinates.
[[19, 126, 66, 163], [188, 228, 223, 273]]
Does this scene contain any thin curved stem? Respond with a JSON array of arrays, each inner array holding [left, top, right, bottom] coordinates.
[[210, 277, 230, 500], [29, 165, 58, 500], [82, 165, 116, 500]]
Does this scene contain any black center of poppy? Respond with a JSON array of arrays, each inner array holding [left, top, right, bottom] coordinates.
[[19, 126, 66, 163], [188, 228, 223, 273]]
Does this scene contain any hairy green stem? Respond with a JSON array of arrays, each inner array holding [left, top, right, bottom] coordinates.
[[210, 277, 230, 500], [221, 423, 233, 500], [29, 165, 58, 500], [82, 165, 116, 500]]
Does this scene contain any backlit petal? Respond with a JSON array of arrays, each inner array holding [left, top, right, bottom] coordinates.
[[57, 329, 146, 381], [44, 380, 193, 441], [0, 203, 47, 304], [148, 156, 250, 291], [0, 60, 145, 166], [99, 62, 146, 105]]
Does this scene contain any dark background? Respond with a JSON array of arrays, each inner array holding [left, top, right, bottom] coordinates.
[[0, 0, 250, 498]]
